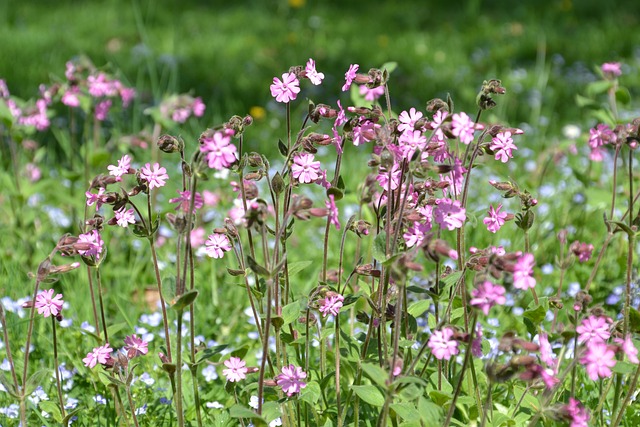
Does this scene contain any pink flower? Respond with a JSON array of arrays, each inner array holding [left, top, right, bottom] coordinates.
[[200, 131, 238, 170], [291, 152, 321, 184], [169, 190, 204, 213], [563, 398, 590, 427], [319, 294, 344, 317], [569, 241, 594, 263], [192, 97, 205, 116], [94, 99, 112, 121], [140, 162, 169, 189], [433, 198, 466, 231], [119, 87, 136, 108], [326, 195, 340, 230], [0, 79, 9, 98], [376, 163, 402, 191], [305, 58, 324, 85], [601, 62, 622, 77], [470, 281, 506, 315], [489, 131, 517, 163], [114, 207, 135, 227], [359, 85, 384, 102], [25, 163, 41, 182], [483, 203, 508, 233], [576, 315, 611, 345], [83, 343, 113, 368], [342, 64, 359, 92], [615, 335, 639, 364], [35, 289, 64, 318], [403, 221, 431, 248], [398, 108, 423, 134], [428, 327, 459, 360], [580, 342, 616, 380], [61, 86, 81, 108], [472, 324, 483, 358], [276, 364, 307, 396], [451, 112, 475, 145], [513, 253, 536, 290], [538, 333, 556, 369], [270, 72, 300, 103], [588, 124, 615, 149], [123, 334, 148, 359], [398, 130, 427, 159], [86, 187, 106, 209], [204, 233, 232, 259], [77, 230, 104, 258], [223, 357, 248, 382], [107, 154, 132, 181]]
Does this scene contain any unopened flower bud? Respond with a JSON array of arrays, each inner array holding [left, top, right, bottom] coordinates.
[[426, 98, 449, 113], [157, 134, 183, 153]]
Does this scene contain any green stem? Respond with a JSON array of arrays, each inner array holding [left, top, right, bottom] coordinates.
[[52, 318, 67, 422]]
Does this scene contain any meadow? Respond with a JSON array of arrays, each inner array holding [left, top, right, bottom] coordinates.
[[1, 1, 640, 426]]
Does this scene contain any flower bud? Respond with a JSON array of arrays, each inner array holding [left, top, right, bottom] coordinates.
[[157, 134, 184, 154]]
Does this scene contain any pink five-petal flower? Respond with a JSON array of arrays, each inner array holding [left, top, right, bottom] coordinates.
[[359, 84, 384, 101], [276, 364, 307, 396], [107, 154, 132, 181], [200, 131, 237, 170], [342, 64, 359, 92], [124, 334, 148, 359], [433, 198, 466, 231], [576, 315, 611, 345], [291, 152, 321, 184], [86, 187, 106, 208], [270, 72, 300, 103], [483, 203, 508, 233], [223, 357, 248, 382], [569, 241, 594, 263], [398, 107, 424, 133], [513, 253, 536, 290], [114, 206, 135, 228], [139, 162, 169, 190], [428, 327, 459, 360], [489, 131, 517, 163], [615, 335, 639, 364], [451, 112, 475, 145], [35, 288, 64, 318], [319, 294, 344, 317], [305, 58, 324, 85], [83, 343, 113, 368], [470, 281, 506, 315], [580, 342, 616, 381], [204, 233, 232, 259], [77, 229, 104, 258]]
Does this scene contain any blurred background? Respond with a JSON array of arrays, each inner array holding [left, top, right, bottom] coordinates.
[[2, 0, 639, 135]]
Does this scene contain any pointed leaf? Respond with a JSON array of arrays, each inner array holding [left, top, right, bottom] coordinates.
[[172, 289, 199, 311], [351, 384, 385, 407]]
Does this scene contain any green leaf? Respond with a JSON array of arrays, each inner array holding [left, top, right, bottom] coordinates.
[[408, 299, 431, 317], [575, 94, 596, 108], [277, 139, 288, 157], [523, 297, 548, 325], [25, 370, 51, 396], [585, 80, 613, 97], [372, 232, 388, 263], [247, 255, 271, 277], [381, 61, 398, 75], [286, 261, 313, 277], [418, 396, 444, 426], [171, 289, 198, 311], [196, 344, 229, 364], [106, 322, 128, 338], [299, 380, 321, 405], [629, 307, 640, 333], [390, 402, 421, 422], [39, 401, 62, 422], [229, 404, 263, 420], [281, 300, 302, 327], [361, 362, 389, 387], [351, 384, 385, 407], [615, 87, 631, 105]]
